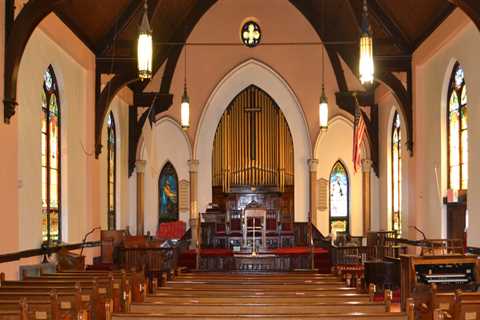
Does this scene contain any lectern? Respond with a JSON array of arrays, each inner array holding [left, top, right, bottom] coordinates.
[[242, 206, 267, 251]]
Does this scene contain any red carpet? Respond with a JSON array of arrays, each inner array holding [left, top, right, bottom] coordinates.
[[178, 247, 331, 272]]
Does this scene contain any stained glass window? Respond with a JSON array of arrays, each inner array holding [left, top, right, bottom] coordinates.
[[448, 63, 468, 191], [329, 161, 349, 235], [107, 112, 116, 230], [158, 162, 179, 223], [391, 111, 402, 234], [42, 65, 61, 243], [241, 21, 261, 48]]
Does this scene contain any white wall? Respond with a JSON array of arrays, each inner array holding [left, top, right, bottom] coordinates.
[[377, 89, 411, 236], [412, 12, 480, 244], [17, 28, 92, 248], [314, 117, 363, 236], [142, 117, 192, 234], [98, 96, 130, 230]]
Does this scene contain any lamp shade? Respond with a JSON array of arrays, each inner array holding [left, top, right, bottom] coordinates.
[[137, 3, 152, 80], [359, 33, 374, 84], [319, 88, 329, 130], [181, 88, 190, 129]]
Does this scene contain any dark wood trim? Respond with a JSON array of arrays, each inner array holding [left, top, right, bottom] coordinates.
[[128, 105, 138, 177], [466, 246, 480, 255], [367, 0, 412, 53], [95, 71, 139, 158], [3, 0, 65, 123], [52, 9, 96, 53], [325, 46, 348, 92], [96, 0, 143, 55], [5, 0, 15, 41], [335, 91, 375, 116], [0, 241, 100, 264], [449, 0, 480, 31], [413, 3, 455, 49], [377, 71, 414, 156]]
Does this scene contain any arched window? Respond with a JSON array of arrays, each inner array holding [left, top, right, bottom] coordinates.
[[329, 161, 349, 235], [447, 63, 468, 191], [107, 112, 116, 230], [158, 162, 179, 223], [391, 111, 401, 233], [41, 65, 61, 243]]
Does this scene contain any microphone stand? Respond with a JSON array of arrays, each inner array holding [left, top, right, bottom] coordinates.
[[80, 227, 101, 257]]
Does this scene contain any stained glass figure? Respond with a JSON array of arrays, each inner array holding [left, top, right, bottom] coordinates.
[[107, 112, 116, 230], [391, 111, 402, 234], [158, 162, 179, 222], [241, 21, 261, 48], [329, 161, 349, 235], [448, 63, 468, 191], [41, 65, 61, 243]]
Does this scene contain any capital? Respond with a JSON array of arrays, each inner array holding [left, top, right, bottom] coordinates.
[[308, 159, 319, 172], [188, 159, 199, 172], [135, 160, 146, 173], [361, 159, 373, 173]]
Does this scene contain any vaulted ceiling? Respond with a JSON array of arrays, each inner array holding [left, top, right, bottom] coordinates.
[[4, 0, 480, 162]]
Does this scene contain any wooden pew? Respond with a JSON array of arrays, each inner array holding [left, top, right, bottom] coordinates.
[[164, 281, 347, 290], [111, 312, 410, 320], [153, 286, 359, 295], [417, 285, 480, 318], [0, 299, 28, 320], [144, 293, 373, 304], [0, 284, 110, 320], [52, 270, 147, 299], [128, 301, 392, 314]]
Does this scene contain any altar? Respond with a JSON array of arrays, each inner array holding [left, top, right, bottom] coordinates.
[[201, 196, 295, 250]]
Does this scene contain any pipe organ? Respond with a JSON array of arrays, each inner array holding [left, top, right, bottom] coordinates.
[[212, 85, 294, 192]]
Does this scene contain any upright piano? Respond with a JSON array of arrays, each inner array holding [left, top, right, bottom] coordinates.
[[400, 254, 479, 310]]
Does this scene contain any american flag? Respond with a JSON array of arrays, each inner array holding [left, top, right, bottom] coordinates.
[[352, 95, 366, 173]]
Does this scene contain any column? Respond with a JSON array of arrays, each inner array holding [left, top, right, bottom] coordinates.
[[188, 160, 200, 249], [308, 159, 319, 228], [308, 159, 318, 269], [362, 159, 373, 236], [135, 160, 146, 236]]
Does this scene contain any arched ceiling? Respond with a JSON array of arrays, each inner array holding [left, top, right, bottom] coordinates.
[[4, 0, 479, 161]]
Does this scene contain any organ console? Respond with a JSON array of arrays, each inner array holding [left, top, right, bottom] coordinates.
[[400, 253, 479, 310]]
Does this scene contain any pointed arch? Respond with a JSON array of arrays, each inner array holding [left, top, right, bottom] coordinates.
[[329, 160, 349, 235], [158, 161, 179, 222], [41, 64, 62, 243], [391, 111, 402, 234], [107, 112, 117, 230], [447, 62, 468, 191]]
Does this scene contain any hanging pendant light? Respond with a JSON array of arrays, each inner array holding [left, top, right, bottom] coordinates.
[[359, 0, 374, 84], [137, 0, 152, 80], [319, 47, 328, 130], [181, 45, 190, 130]]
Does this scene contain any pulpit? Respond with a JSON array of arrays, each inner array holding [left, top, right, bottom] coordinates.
[[242, 202, 267, 251]]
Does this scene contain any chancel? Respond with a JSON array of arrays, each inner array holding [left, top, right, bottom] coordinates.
[[1, 1, 480, 319]]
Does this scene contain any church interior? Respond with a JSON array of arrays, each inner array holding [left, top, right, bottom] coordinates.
[[1, 0, 480, 319]]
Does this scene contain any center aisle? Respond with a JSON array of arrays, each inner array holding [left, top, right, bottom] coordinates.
[[111, 271, 413, 320]]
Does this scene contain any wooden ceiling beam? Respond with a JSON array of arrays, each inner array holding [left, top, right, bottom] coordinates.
[[367, 0, 412, 53], [133, 92, 173, 110], [96, 57, 136, 74], [3, 0, 66, 123], [95, 71, 139, 157], [96, 0, 144, 55], [413, 3, 455, 49], [449, 0, 480, 31], [53, 8, 97, 53], [335, 91, 375, 115]]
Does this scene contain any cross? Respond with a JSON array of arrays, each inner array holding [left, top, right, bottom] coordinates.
[[245, 107, 261, 160], [243, 23, 260, 46]]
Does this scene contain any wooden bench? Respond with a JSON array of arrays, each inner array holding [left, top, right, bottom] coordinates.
[[0, 284, 110, 320], [144, 293, 373, 304], [0, 300, 28, 320], [111, 312, 411, 320], [128, 301, 392, 314]]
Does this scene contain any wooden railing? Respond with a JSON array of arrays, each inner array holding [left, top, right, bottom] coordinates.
[[0, 241, 100, 264]]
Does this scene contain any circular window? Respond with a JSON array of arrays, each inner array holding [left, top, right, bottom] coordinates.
[[241, 21, 261, 48]]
